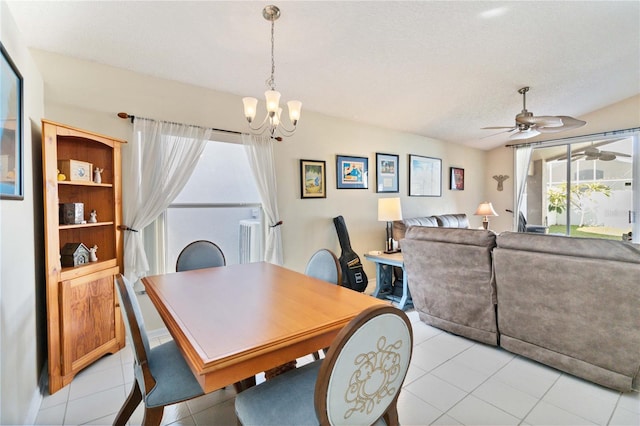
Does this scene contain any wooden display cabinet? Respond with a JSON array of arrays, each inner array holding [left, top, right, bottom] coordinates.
[[42, 120, 126, 394]]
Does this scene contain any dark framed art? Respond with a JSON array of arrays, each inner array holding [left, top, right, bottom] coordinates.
[[300, 159, 326, 198], [336, 155, 368, 189], [408, 154, 441, 197], [450, 167, 464, 190], [0, 42, 23, 200], [375, 152, 399, 193]]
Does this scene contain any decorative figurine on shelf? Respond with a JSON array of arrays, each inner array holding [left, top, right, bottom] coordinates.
[[89, 245, 98, 262], [57, 169, 66, 181], [93, 167, 103, 184], [88, 209, 97, 223]]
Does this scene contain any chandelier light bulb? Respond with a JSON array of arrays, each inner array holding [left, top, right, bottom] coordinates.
[[265, 90, 281, 115], [242, 97, 258, 123], [287, 100, 302, 125]]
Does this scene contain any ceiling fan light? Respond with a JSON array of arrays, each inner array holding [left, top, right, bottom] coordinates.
[[510, 128, 540, 140]]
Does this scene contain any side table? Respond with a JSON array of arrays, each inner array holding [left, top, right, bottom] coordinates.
[[363, 252, 413, 310]]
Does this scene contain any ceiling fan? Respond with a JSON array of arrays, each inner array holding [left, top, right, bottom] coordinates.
[[567, 146, 631, 162], [482, 86, 586, 140]]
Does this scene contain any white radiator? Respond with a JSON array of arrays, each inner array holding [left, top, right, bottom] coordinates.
[[239, 220, 263, 263]]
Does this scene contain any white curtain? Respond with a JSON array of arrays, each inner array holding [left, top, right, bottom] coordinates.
[[122, 118, 211, 282], [513, 144, 533, 230], [242, 134, 283, 265]]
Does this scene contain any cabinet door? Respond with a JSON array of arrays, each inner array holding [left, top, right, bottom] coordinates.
[[59, 266, 121, 375]]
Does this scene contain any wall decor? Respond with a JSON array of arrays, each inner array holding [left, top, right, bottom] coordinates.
[[375, 153, 399, 193], [0, 42, 24, 200], [450, 167, 465, 190], [409, 154, 441, 197], [493, 174, 509, 191], [300, 159, 326, 198], [336, 155, 368, 189]]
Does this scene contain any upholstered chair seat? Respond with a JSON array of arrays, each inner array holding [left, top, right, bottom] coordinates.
[[235, 305, 413, 426]]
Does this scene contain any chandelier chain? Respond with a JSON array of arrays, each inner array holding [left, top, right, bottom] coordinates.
[[267, 18, 276, 90]]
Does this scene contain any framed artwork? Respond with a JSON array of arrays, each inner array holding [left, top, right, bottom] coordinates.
[[450, 167, 465, 190], [0, 42, 23, 200], [375, 153, 399, 193], [408, 154, 441, 197], [336, 155, 368, 189], [300, 159, 326, 198]]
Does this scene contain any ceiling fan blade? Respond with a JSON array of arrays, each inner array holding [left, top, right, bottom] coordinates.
[[537, 116, 586, 133], [516, 115, 563, 127], [480, 128, 515, 139], [583, 147, 600, 156], [482, 126, 516, 130], [509, 128, 540, 140], [602, 151, 631, 158], [584, 155, 600, 161]]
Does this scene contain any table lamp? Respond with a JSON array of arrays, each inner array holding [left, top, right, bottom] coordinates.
[[378, 198, 403, 253], [474, 201, 498, 230]]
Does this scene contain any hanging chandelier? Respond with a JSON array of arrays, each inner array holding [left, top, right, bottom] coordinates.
[[242, 5, 302, 140]]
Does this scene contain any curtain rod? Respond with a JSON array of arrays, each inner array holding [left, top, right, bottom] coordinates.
[[117, 112, 244, 136], [505, 127, 640, 148]]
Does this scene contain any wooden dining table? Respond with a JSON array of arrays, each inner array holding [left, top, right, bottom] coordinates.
[[141, 261, 388, 393]]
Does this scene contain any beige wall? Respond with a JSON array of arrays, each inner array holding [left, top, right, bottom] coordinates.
[[0, 1, 46, 423], [31, 50, 488, 329], [32, 49, 489, 273], [485, 94, 640, 233]]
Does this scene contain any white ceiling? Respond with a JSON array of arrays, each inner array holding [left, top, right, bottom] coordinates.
[[6, 1, 640, 150]]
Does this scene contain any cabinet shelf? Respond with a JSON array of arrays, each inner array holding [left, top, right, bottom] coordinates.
[[59, 221, 114, 230], [58, 181, 112, 188]]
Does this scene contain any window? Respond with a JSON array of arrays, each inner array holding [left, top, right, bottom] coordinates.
[[516, 131, 638, 242], [163, 139, 262, 269]]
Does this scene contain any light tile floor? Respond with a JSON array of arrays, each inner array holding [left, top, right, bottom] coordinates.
[[35, 310, 640, 425]]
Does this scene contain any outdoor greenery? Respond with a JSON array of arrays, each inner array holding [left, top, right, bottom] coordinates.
[[547, 182, 611, 226], [548, 225, 622, 240]]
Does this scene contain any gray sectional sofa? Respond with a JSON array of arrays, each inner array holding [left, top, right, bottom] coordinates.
[[402, 227, 640, 392]]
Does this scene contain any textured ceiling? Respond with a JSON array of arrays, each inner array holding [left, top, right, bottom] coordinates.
[[6, 1, 640, 150]]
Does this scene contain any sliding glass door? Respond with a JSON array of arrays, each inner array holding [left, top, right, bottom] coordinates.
[[518, 132, 638, 242]]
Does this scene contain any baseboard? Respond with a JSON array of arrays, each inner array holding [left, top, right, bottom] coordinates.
[[24, 362, 47, 425]]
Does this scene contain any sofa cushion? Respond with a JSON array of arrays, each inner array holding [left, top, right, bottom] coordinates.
[[497, 231, 640, 264], [494, 232, 640, 391], [402, 227, 498, 345], [392, 216, 438, 242], [435, 214, 469, 228]]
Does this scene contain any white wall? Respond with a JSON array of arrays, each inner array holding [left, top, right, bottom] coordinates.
[[485, 94, 640, 233], [0, 1, 46, 423], [31, 49, 488, 329]]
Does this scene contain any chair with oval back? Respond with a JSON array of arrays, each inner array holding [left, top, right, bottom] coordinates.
[[304, 248, 342, 360], [113, 274, 205, 426], [175, 240, 226, 272], [304, 248, 342, 285], [235, 304, 413, 426]]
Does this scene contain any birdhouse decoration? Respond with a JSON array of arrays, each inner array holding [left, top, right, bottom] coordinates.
[[61, 242, 91, 267]]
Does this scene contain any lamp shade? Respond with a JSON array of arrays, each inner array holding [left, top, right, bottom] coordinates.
[[378, 198, 403, 222], [474, 202, 498, 217]]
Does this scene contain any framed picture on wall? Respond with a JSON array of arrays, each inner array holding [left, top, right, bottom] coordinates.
[[0, 42, 24, 200], [300, 159, 326, 198], [375, 153, 399, 193], [450, 167, 464, 190], [408, 154, 441, 197], [336, 155, 368, 189]]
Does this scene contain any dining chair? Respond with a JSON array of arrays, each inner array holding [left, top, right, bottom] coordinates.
[[304, 248, 342, 285], [305, 248, 342, 360], [235, 304, 413, 426], [114, 274, 205, 426], [175, 240, 226, 272]]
